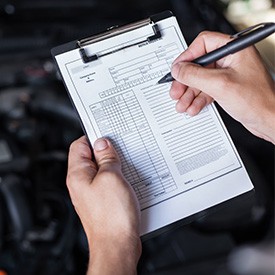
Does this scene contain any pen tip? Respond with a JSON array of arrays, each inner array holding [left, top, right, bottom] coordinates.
[[157, 76, 166, 84]]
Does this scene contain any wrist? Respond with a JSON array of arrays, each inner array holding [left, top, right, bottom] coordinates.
[[87, 235, 142, 275], [262, 105, 275, 144], [251, 97, 275, 144]]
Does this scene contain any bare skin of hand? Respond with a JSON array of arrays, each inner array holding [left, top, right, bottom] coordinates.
[[170, 31, 275, 144], [67, 136, 141, 275]]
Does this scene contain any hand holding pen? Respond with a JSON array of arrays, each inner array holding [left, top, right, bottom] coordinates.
[[166, 25, 275, 144], [158, 22, 275, 83]]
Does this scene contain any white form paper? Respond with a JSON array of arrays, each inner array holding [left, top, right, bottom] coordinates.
[[54, 15, 253, 235]]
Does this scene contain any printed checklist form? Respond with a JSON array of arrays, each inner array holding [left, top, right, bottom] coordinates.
[[52, 11, 253, 235]]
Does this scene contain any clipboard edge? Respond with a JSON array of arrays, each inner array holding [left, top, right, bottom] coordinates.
[[141, 188, 255, 240], [51, 40, 77, 58]]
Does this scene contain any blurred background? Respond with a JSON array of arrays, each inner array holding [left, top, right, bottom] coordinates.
[[0, 0, 274, 274]]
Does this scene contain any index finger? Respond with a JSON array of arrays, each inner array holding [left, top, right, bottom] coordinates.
[[67, 136, 97, 188], [173, 31, 232, 66]]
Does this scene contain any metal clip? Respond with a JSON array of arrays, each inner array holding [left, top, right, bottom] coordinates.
[[78, 21, 162, 63], [231, 22, 274, 38]]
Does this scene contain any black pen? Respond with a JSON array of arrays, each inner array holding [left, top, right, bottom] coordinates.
[[158, 22, 275, 84]]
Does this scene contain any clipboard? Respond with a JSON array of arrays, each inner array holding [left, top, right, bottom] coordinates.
[[52, 11, 254, 237]]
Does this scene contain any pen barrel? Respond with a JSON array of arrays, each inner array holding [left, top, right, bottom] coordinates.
[[192, 23, 275, 67], [192, 46, 230, 66], [226, 23, 275, 54]]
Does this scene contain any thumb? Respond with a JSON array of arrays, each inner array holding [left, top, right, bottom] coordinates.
[[93, 138, 121, 172], [171, 61, 227, 100]]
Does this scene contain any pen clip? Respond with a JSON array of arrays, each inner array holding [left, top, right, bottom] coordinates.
[[230, 22, 274, 38]]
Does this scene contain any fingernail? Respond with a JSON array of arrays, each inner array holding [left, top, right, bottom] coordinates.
[[94, 138, 108, 151]]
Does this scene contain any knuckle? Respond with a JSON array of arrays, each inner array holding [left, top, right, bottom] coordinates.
[[195, 95, 207, 107], [198, 30, 211, 39], [177, 63, 193, 83], [69, 139, 83, 155], [175, 63, 202, 88], [189, 97, 206, 115], [69, 137, 91, 159], [99, 153, 121, 167], [176, 100, 188, 112]]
